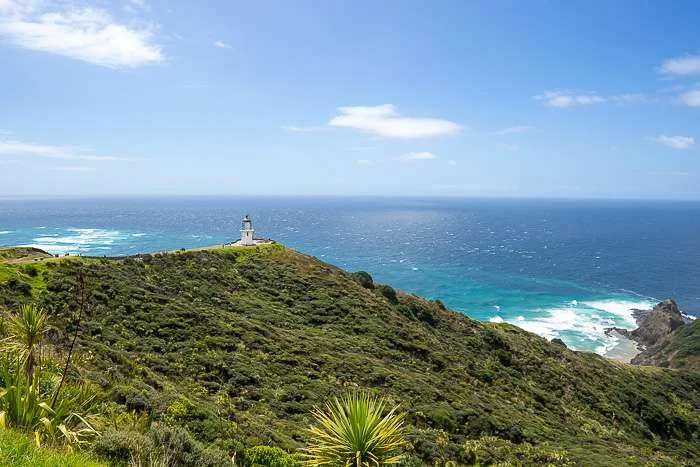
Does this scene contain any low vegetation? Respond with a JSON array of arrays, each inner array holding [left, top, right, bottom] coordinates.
[[0, 244, 698, 465]]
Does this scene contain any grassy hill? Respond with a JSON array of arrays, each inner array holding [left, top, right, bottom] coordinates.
[[0, 244, 699, 465]]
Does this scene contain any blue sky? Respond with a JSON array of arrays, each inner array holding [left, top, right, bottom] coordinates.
[[1, 0, 700, 199]]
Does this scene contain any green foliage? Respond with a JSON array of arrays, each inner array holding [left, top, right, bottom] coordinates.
[[4, 304, 48, 381], [462, 436, 572, 466], [304, 392, 407, 466], [351, 271, 374, 289], [245, 445, 299, 466], [0, 428, 107, 466], [377, 285, 398, 304], [163, 395, 193, 424], [92, 424, 233, 466], [1, 246, 700, 465], [0, 303, 99, 448]]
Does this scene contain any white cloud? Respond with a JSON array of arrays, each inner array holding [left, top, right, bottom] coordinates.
[[329, 105, 462, 139], [0, 4, 163, 68], [282, 125, 328, 133], [214, 40, 231, 49], [536, 91, 605, 108], [50, 165, 97, 173], [0, 138, 138, 160], [660, 55, 700, 76], [680, 89, 700, 107], [398, 151, 437, 161], [495, 125, 531, 135], [652, 135, 695, 150], [356, 159, 374, 166]]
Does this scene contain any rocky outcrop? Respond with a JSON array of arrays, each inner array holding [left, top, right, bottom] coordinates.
[[604, 299, 693, 367], [630, 299, 685, 349]]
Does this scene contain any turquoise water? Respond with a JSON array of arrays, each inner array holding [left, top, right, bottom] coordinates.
[[1, 196, 699, 355]]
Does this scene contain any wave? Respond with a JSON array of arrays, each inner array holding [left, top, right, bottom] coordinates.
[[22, 228, 128, 255], [0, 231, 10, 234], [504, 297, 656, 356]]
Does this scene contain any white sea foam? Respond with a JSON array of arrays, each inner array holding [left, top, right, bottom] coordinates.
[[506, 298, 656, 355], [582, 299, 654, 327], [0, 231, 10, 234], [489, 316, 504, 323], [131, 233, 147, 237], [493, 305, 501, 311], [22, 228, 127, 255]]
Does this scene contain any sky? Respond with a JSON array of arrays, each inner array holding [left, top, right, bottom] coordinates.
[[1, 0, 700, 199]]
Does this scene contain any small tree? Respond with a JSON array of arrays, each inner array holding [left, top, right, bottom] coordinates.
[[304, 392, 407, 467], [3, 304, 48, 382]]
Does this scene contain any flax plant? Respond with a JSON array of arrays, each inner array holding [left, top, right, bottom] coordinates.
[[304, 392, 407, 467]]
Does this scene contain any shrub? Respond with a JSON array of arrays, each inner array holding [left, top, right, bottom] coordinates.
[[377, 285, 398, 304], [94, 425, 233, 466], [351, 271, 374, 289], [22, 266, 39, 278], [92, 428, 153, 465], [245, 445, 299, 466], [462, 436, 572, 466], [163, 395, 193, 424]]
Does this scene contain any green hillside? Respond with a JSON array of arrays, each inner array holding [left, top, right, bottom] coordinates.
[[1, 244, 699, 466]]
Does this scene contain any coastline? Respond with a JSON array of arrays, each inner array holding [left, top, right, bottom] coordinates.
[[603, 334, 641, 363]]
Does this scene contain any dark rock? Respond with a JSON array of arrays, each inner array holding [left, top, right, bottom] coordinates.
[[630, 299, 684, 349]]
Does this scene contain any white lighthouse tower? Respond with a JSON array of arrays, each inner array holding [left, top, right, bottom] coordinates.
[[240, 214, 255, 246]]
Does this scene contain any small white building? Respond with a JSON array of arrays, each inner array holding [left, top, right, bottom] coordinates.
[[240, 214, 255, 245]]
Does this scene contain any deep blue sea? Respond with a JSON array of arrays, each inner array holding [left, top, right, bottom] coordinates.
[[1, 196, 699, 355]]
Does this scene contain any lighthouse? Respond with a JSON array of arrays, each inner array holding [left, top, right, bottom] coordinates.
[[240, 214, 255, 246]]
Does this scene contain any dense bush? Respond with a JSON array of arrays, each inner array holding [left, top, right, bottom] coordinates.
[[350, 271, 374, 289], [93, 425, 232, 466], [377, 284, 398, 304], [244, 445, 299, 466], [1, 245, 700, 465]]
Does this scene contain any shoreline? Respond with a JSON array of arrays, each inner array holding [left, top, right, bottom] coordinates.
[[603, 335, 641, 363]]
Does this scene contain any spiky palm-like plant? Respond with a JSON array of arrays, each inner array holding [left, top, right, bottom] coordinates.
[[3, 304, 48, 382], [304, 392, 407, 467]]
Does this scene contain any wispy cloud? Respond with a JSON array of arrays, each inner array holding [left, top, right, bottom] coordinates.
[[213, 40, 231, 49], [282, 125, 328, 133], [50, 165, 97, 173], [0, 138, 139, 161], [535, 91, 605, 108], [651, 135, 695, 150], [329, 105, 462, 139], [0, 3, 163, 68], [660, 55, 700, 76], [495, 125, 531, 135], [679, 89, 700, 107], [397, 151, 437, 161], [356, 159, 374, 166]]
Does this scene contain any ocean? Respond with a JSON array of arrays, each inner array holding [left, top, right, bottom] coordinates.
[[1, 196, 699, 356]]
